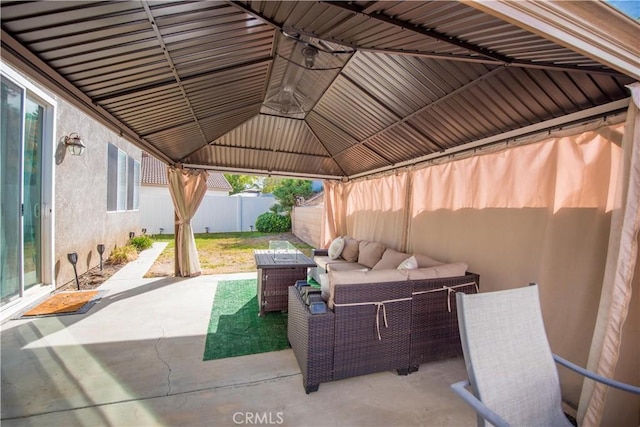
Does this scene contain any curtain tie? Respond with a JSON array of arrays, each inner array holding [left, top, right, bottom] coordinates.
[[333, 297, 411, 340], [412, 282, 479, 312]]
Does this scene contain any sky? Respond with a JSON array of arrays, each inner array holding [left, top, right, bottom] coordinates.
[[606, 0, 640, 19]]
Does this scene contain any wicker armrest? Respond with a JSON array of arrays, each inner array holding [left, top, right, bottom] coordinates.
[[409, 272, 480, 370], [332, 280, 413, 380], [287, 287, 335, 393], [312, 248, 329, 257]]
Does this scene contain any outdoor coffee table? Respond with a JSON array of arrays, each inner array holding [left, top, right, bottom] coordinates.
[[254, 246, 316, 316]]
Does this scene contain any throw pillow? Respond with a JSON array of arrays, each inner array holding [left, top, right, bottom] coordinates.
[[413, 253, 444, 268], [327, 237, 345, 260], [357, 241, 386, 268], [341, 237, 360, 262], [372, 249, 411, 270], [397, 255, 418, 270]]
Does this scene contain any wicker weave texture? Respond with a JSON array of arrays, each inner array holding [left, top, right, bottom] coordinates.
[[259, 267, 307, 314], [409, 273, 480, 368], [333, 299, 412, 380], [288, 287, 335, 392]]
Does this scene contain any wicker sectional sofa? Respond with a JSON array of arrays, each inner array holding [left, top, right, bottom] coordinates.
[[288, 239, 479, 393]]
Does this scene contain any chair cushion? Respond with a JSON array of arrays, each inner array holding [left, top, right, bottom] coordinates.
[[372, 249, 411, 270], [407, 262, 468, 280], [327, 237, 345, 260], [357, 241, 386, 268], [314, 256, 351, 270], [326, 263, 369, 273], [327, 269, 410, 308], [341, 237, 360, 262]]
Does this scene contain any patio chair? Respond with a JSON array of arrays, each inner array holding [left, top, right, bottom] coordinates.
[[451, 284, 640, 427]]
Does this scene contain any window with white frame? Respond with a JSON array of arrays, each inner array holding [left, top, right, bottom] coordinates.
[[107, 142, 140, 212]]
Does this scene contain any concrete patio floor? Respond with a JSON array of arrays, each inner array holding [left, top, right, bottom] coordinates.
[[1, 245, 476, 427]]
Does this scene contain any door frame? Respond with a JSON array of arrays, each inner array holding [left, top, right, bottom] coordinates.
[[1, 62, 55, 318]]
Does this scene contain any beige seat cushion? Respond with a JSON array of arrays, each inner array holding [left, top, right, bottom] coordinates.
[[327, 269, 410, 308], [314, 256, 351, 270], [341, 237, 360, 262], [372, 249, 411, 270], [407, 262, 468, 280], [327, 262, 369, 273], [357, 241, 386, 268]]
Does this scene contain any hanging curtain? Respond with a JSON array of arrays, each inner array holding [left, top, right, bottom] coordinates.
[[579, 84, 640, 425], [167, 166, 209, 277], [321, 180, 346, 247]]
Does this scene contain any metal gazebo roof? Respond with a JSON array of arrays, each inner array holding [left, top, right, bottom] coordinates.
[[2, 1, 638, 179]]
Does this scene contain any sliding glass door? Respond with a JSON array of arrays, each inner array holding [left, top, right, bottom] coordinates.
[[0, 76, 23, 305], [1, 73, 47, 307]]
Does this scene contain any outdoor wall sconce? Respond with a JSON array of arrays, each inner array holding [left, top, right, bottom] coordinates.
[[205, 227, 210, 233], [250, 225, 254, 232], [129, 231, 135, 239], [159, 227, 164, 234], [67, 252, 80, 290], [141, 228, 147, 235], [97, 244, 105, 272], [60, 133, 86, 156]]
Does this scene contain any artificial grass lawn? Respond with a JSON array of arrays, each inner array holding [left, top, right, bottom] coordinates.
[[203, 279, 289, 360]]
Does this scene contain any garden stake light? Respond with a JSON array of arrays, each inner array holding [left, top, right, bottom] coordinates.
[[97, 244, 105, 271], [67, 252, 80, 290]]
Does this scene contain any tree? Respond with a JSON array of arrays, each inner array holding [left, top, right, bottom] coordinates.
[[224, 174, 257, 195], [272, 179, 313, 213], [261, 176, 284, 194]]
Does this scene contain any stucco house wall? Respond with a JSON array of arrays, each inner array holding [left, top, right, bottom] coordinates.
[[54, 96, 141, 288]]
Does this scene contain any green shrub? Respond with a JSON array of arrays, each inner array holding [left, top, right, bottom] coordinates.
[[129, 235, 153, 252], [108, 245, 138, 265], [255, 212, 291, 233]]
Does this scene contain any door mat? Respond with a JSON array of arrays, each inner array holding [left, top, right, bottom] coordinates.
[[19, 290, 105, 318]]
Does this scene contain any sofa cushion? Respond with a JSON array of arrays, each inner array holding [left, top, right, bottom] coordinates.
[[315, 256, 351, 271], [407, 262, 468, 280], [413, 253, 444, 268], [341, 237, 360, 262], [397, 255, 418, 270], [327, 263, 369, 273], [328, 237, 345, 260], [357, 241, 386, 268], [372, 249, 411, 270], [327, 269, 410, 308]]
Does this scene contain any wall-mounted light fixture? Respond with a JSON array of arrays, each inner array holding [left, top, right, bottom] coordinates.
[[60, 133, 86, 156]]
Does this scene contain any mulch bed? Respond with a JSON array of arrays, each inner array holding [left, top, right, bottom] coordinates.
[[56, 262, 126, 292]]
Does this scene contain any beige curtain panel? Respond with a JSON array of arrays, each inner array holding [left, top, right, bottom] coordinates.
[[322, 114, 637, 424], [579, 84, 640, 426], [167, 166, 209, 277]]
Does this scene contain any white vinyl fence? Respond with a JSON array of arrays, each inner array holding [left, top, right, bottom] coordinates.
[[140, 191, 276, 235]]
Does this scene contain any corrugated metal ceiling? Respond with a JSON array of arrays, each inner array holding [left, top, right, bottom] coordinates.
[[1, 0, 637, 179]]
